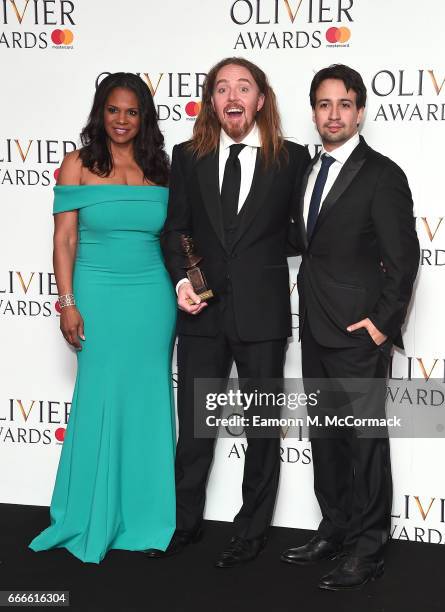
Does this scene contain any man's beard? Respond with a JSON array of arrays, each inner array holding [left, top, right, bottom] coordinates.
[[322, 131, 348, 145], [222, 117, 249, 140], [321, 124, 348, 145]]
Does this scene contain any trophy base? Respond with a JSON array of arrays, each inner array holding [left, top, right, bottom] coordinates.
[[186, 289, 214, 305]]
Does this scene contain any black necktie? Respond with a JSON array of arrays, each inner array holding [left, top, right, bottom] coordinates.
[[306, 153, 336, 239], [221, 144, 246, 230]]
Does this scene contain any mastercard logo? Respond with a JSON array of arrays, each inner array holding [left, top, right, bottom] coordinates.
[[326, 27, 351, 44], [51, 29, 74, 45], [185, 101, 201, 117], [55, 300, 62, 314], [54, 168, 60, 182], [55, 427, 66, 442]]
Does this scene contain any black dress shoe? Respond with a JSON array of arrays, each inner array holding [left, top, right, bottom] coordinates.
[[144, 527, 203, 559], [214, 535, 267, 568], [318, 556, 384, 591], [281, 535, 341, 565]]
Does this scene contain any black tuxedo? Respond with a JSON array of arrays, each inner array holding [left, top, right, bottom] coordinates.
[[162, 139, 310, 539], [163, 140, 310, 341], [296, 136, 419, 350], [295, 136, 419, 560]]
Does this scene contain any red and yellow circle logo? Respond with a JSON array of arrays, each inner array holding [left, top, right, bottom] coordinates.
[[51, 29, 74, 45], [55, 427, 66, 442], [326, 27, 351, 44], [185, 101, 201, 117]]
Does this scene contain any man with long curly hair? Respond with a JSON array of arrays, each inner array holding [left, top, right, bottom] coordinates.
[[148, 57, 309, 567]]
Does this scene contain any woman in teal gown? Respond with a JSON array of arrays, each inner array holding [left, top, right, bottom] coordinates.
[[29, 73, 176, 564]]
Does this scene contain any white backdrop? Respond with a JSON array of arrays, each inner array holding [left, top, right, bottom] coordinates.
[[1, 0, 444, 544]]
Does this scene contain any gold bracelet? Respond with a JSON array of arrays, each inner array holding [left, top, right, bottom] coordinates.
[[58, 294, 76, 308]]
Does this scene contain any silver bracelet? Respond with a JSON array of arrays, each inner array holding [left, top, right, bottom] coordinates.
[[59, 293, 76, 308]]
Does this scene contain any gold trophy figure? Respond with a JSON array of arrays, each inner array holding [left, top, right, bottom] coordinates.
[[181, 235, 214, 305]]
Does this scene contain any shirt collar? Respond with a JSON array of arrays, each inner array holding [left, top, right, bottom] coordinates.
[[321, 132, 360, 165], [220, 122, 261, 150]]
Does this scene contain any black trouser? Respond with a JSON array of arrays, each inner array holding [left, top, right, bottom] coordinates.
[[175, 292, 286, 541], [302, 321, 393, 561]]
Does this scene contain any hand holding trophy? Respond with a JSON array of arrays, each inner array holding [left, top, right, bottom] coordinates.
[[181, 234, 214, 305]]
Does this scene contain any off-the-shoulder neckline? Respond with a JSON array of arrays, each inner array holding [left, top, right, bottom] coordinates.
[[54, 184, 168, 189]]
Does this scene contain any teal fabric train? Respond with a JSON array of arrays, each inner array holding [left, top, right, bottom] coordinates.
[[30, 185, 177, 563]]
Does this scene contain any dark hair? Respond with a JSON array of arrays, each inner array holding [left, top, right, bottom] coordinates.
[[79, 72, 169, 186], [309, 64, 367, 109], [190, 57, 286, 166]]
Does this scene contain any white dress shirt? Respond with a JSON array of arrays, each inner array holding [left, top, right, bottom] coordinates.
[[303, 133, 360, 225], [176, 124, 261, 294]]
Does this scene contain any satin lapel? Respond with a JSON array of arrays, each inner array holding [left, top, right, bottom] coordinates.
[[230, 151, 276, 251], [197, 149, 226, 250], [299, 153, 319, 249], [312, 140, 367, 237]]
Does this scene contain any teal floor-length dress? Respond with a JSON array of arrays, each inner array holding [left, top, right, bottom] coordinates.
[[30, 185, 177, 564]]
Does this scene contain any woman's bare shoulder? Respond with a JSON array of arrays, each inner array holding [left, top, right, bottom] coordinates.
[[57, 150, 83, 185]]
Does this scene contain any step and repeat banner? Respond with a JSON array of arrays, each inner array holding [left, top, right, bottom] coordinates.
[[1, 1, 444, 544]]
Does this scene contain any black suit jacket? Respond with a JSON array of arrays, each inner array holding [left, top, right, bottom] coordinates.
[[295, 136, 419, 349], [161, 139, 310, 341]]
